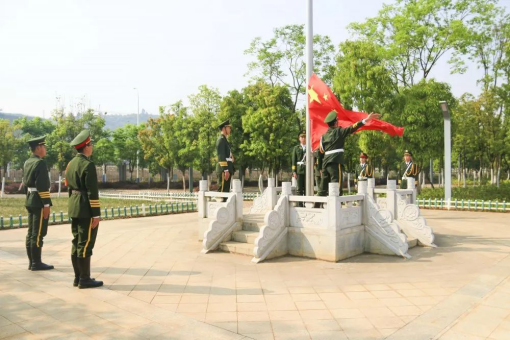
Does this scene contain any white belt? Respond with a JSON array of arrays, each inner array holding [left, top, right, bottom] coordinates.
[[226, 158, 233, 162], [325, 148, 344, 155], [358, 176, 366, 180], [28, 187, 38, 192], [297, 162, 305, 165]]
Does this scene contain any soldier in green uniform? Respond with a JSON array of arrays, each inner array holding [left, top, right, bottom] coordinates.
[[399, 150, 419, 189], [291, 131, 307, 199], [23, 136, 54, 271], [66, 130, 103, 289], [318, 110, 380, 196], [354, 152, 374, 186], [216, 120, 235, 194], [313, 149, 321, 193]]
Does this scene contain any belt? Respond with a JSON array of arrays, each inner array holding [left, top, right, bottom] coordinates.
[[358, 176, 367, 180], [325, 148, 344, 155], [71, 190, 85, 195], [297, 162, 305, 165], [27, 187, 38, 193], [226, 158, 233, 162]]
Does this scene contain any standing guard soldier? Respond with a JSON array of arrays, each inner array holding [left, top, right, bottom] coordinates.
[[399, 150, 419, 189], [216, 120, 235, 194], [313, 149, 322, 193], [24, 136, 54, 271], [66, 130, 103, 289], [354, 152, 374, 186], [318, 110, 380, 196], [292, 131, 307, 200]]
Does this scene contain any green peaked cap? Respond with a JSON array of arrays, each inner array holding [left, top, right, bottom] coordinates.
[[27, 135, 46, 146], [324, 110, 338, 124], [70, 130, 92, 148]]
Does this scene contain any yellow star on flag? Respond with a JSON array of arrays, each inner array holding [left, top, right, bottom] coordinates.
[[323, 93, 329, 101], [308, 86, 321, 104]]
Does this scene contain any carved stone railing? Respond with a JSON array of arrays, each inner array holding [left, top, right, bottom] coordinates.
[[250, 178, 278, 214], [359, 181, 410, 259], [252, 182, 291, 263], [397, 204, 436, 247], [199, 179, 243, 252]]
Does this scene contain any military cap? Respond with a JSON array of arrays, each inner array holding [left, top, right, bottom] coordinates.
[[71, 130, 92, 150], [218, 119, 231, 130], [27, 135, 47, 147], [299, 131, 306, 137], [324, 110, 338, 124], [404, 150, 413, 156], [359, 152, 368, 159]]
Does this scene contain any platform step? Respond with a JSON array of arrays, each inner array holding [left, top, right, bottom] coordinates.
[[219, 241, 254, 256], [233, 230, 259, 244], [407, 237, 418, 248], [243, 214, 265, 231]]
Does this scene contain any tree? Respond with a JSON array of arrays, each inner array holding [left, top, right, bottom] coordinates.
[[349, 0, 497, 87], [0, 120, 18, 178], [240, 82, 297, 176], [93, 136, 115, 182], [188, 85, 222, 179], [245, 24, 335, 131], [46, 110, 83, 174], [112, 124, 143, 181]]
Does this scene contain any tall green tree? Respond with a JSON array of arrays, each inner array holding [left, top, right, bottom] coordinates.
[[245, 24, 335, 131], [112, 124, 144, 181], [240, 82, 297, 176], [0, 120, 19, 178], [188, 85, 222, 179]]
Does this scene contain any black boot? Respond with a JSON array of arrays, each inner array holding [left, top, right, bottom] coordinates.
[[78, 257, 103, 289], [26, 247, 32, 270], [31, 247, 54, 271], [71, 255, 80, 287]]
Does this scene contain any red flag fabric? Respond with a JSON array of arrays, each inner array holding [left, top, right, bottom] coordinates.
[[308, 73, 404, 151]]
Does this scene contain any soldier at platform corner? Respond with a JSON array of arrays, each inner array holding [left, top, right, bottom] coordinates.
[[23, 135, 54, 271], [318, 110, 381, 197], [355, 152, 374, 186], [399, 150, 419, 189], [66, 130, 103, 289], [292, 131, 307, 200], [216, 120, 235, 195]]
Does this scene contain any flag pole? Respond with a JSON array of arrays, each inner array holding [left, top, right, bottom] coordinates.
[[305, 0, 314, 196]]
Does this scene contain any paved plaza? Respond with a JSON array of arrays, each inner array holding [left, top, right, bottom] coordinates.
[[0, 209, 509, 339]]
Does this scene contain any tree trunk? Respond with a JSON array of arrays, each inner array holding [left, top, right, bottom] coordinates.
[[181, 169, 186, 192]]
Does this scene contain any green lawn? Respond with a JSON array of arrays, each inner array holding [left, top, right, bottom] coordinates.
[[0, 197, 168, 218]]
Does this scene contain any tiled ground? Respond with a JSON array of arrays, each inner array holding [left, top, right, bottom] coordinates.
[[0, 209, 509, 339]]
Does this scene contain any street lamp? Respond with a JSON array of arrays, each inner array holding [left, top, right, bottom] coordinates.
[[133, 88, 140, 183], [439, 101, 451, 208]]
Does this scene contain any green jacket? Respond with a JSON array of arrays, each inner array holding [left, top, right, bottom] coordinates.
[[216, 134, 235, 174], [400, 161, 420, 179], [319, 121, 364, 169], [313, 150, 321, 176], [355, 163, 374, 182], [23, 155, 52, 208], [66, 154, 100, 218], [291, 144, 306, 175]]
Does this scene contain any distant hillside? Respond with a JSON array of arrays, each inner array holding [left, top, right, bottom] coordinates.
[[0, 111, 159, 131], [103, 112, 159, 130], [0, 112, 27, 123]]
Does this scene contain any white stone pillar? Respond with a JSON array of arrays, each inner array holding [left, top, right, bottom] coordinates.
[[386, 180, 397, 219], [407, 177, 416, 203], [233, 179, 243, 222], [357, 180, 367, 195], [367, 178, 375, 199], [268, 178, 278, 210], [198, 180, 208, 219], [327, 182, 340, 229], [281, 182, 292, 225]]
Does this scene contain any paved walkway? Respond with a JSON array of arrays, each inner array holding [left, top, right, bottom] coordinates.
[[0, 210, 509, 339]]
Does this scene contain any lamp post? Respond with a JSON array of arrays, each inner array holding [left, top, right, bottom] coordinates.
[[439, 101, 451, 208], [133, 88, 140, 183]]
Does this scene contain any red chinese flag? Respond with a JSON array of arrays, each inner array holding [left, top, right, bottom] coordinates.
[[308, 73, 404, 151]]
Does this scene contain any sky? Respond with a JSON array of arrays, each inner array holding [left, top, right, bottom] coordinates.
[[1, 0, 509, 118]]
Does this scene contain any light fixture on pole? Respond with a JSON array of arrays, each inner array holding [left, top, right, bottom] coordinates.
[[439, 101, 451, 209], [133, 88, 140, 183]]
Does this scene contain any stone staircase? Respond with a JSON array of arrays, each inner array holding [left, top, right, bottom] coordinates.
[[219, 214, 265, 256]]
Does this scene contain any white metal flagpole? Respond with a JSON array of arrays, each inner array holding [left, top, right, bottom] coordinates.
[[305, 0, 314, 196]]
